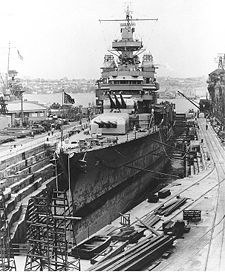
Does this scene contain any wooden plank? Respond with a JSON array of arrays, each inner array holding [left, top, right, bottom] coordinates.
[[89, 237, 159, 271], [122, 237, 175, 271], [107, 236, 172, 271], [135, 217, 160, 236], [90, 240, 129, 269]]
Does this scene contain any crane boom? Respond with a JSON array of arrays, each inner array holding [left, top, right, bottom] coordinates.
[[177, 91, 200, 110]]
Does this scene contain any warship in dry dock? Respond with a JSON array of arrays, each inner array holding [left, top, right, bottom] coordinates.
[[59, 8, 176, 218], [207, 55, 225, 122]]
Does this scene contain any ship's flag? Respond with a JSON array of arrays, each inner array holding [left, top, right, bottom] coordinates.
[[63, 91, 75, 104], [17, 50, 23, 61]]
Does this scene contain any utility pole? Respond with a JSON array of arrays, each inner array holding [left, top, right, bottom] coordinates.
[[21, 91, 24, 126], [6, 41, 10, 90]]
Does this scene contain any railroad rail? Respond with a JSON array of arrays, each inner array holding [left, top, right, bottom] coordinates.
[[151, 118, 225, 271]]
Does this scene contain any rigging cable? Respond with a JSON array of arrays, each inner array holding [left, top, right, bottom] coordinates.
[[111, 147, 180, 178]]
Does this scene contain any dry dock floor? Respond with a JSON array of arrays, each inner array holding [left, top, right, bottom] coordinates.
[[156, 117, 225, 271], [85, 117, 225, 271]]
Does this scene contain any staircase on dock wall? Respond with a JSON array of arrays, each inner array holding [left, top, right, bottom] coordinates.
[[0, 145, 62, 246]]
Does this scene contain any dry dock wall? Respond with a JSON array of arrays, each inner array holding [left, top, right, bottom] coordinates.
[[0, 144, 46, 172], [0, 141, 58, 245]]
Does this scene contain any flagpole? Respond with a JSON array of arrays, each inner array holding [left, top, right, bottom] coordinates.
[[6, 41, 10, 89], [62, 88, 64, 118], [62, 88, 64, 107]]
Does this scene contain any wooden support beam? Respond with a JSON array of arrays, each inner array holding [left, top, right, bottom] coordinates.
[[39, 214, 82, 220]]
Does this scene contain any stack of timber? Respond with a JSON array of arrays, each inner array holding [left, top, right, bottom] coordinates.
[[136, 214, 161, 228], [154, 198, 187, 217], [0, 143, 58, 245], [110, 226, 145, 243], [89, 235, 175, 271]]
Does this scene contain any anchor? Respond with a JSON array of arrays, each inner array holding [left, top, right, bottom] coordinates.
[[78, 152, 87, 172]]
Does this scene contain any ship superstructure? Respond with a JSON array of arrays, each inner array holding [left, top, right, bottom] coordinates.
[[96, 7, 159, 116]]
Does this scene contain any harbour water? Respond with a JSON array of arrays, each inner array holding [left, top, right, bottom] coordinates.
[[24, 92, 96, 107], [24, 92, 200, 113]]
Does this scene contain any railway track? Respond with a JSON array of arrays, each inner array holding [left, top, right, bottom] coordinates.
[[202, 121, 225, 271], [147, 118, 225, 271]]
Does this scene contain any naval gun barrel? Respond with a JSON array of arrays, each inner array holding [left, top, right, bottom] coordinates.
[[94, 121, 111, 128], [101, 121, 111, 128], [120, 94, 127, 109], [94, 121, 102, 126], [108, 121, 117, 128], [114, 94, 122, 109], [108, 94, 116, 109]]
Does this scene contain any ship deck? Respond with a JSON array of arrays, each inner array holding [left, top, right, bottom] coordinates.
[[64, 125, 161, 154], [78, 116, 225, 271]]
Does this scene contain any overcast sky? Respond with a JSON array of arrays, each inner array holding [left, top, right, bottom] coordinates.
[[0, 0, 225, 79]]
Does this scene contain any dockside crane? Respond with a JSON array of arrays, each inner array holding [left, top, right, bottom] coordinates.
[[177, 91, 200, 111]]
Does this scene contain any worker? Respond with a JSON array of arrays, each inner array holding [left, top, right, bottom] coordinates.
[[206, 124, 208, 130]]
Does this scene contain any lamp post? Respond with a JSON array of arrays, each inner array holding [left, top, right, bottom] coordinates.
[[68, 153, 74, 209], [53, 152, 58, 191]]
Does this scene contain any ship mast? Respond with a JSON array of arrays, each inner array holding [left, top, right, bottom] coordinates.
[[99, 6, 158, 23]]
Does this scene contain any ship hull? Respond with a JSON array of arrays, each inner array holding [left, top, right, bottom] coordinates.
[[75, 151, 169, 242], [59, 126, 173, 210]]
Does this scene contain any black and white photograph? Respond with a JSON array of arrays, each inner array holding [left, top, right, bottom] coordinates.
[[0, 0, 224, 270]]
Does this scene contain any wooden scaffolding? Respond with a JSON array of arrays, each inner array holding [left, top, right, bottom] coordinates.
[[24, 189, 80, 271], [0, 190, 16, 271]]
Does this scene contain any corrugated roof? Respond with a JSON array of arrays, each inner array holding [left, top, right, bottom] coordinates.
[[7, 101, 47, 113]]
